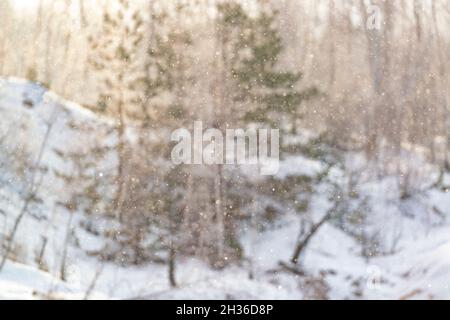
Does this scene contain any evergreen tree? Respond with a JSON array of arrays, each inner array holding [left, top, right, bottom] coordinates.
[[217, 1, 317, 128], [87, 0, 145, 221], [94, 2, 196, 278], [142, 2, 194, 127], [198, 1, 319, 269]]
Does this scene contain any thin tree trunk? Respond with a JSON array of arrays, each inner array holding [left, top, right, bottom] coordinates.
[[0, 111, 57, 272], [84, 265, 103, 300], [36, 235, 48, 268], [114, 98, 127, 222], [214, 164, 224, 262], [290, 211, 333, 265], [168, 242, 177, 288], [60, 212, 74, 281]]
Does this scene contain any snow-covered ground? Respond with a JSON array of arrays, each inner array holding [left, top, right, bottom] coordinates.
[[2, 211, 450, 300], [0, 78, 450, 300]]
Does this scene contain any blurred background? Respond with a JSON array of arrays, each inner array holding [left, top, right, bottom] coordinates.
[[0, 0, 449, 300]]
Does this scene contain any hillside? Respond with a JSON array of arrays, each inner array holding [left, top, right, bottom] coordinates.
[[0, 78, 450, 300]]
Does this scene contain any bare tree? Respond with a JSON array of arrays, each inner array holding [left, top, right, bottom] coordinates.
[[0, 111, 58, 272]]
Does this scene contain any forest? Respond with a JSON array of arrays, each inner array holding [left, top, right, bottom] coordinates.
[[0, 0, 449, 300]]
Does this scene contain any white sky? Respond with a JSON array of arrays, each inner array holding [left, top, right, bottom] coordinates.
[[12, 0, 39, 10]]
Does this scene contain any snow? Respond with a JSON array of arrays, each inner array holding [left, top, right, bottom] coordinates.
[[276, 155, 325, 179], [1, 78, 450, 300]]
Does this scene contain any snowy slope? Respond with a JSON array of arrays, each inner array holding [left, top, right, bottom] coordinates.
[[0, 77, 115, 190], [0, 78, 450, 300], [0, 78, 116, 297]]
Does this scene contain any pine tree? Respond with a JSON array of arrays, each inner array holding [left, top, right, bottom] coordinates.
[[217, 1, 317, 128], [140, 1, 195, 285], [87, 0, 145, 221], [142, 2, 194, 127], [200, 1, 318, 269], [93, 2, 196, 277]]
